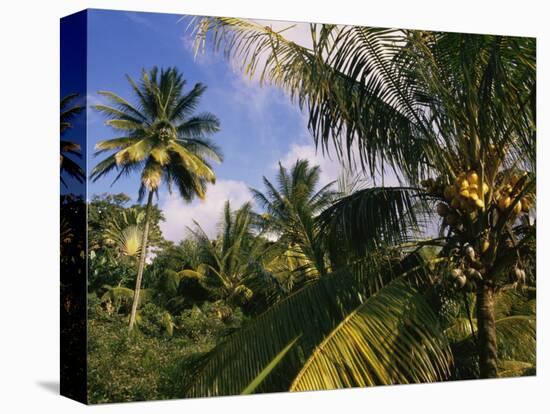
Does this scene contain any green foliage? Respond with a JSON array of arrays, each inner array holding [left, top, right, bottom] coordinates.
[[84, 22, 536, 401], [88, 193, 165, 290], [185, 201, 283, 313], [87, 299, 245, 403], [184, 252, 432, 397]]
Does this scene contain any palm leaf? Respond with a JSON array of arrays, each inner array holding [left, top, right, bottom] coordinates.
[[318, 186, 429, 256], [241, 336, 300, 395], [290, 279, 452, 391]]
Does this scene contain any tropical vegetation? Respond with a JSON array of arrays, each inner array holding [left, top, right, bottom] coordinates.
[[61, 20, 535, 403]]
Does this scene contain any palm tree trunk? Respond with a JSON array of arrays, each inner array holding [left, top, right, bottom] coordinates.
[[476, 282, 498, 378], [128, 190, 154, 331]]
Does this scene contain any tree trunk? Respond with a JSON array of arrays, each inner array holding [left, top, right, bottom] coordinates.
[[128, 190, 154, 331], [476, 282, 498, 378]]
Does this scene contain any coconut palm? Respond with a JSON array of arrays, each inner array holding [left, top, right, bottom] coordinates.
[[191, 20, 535, 383], [252, 159, 337, 280], [91, 67, 223, 330], [182, 201, 274, 307], [60, 93, 85, 186]]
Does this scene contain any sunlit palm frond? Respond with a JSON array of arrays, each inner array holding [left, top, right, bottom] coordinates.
[[290, 279, 452, 391]]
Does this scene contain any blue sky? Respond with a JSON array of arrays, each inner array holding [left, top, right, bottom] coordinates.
[[82, 9, 345, 241]]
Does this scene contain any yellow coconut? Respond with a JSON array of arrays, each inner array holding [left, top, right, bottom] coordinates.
[[475, 199, 485, 209], [498, 196, 511, 211], [482, 183, 489, 195], [481, 239, 490, 253], [467, 171, 479, 185]]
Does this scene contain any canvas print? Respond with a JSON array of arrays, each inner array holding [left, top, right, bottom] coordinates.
[[60, 9, 536, 404]]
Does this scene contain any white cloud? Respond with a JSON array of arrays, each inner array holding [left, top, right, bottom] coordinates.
[[159, 179, 253, 242]]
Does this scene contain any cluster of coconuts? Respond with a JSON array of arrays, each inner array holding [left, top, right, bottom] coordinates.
[[421, 170, 488, 231], [445, 171, 489, 212], [423, 170, 533, 230], [449, 244, 484, 291], [495, 173, 532, 215]]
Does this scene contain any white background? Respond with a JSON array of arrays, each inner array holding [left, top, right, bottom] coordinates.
[[0, 0, 548, 412]]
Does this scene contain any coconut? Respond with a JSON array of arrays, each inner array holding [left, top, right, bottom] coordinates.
[[481, 239, 490, 253], [464, 246, 476, 261], [467, 171, 479, 185], [443, 186, 454, 201], [436, 202, 449, 217], [498, 196, 511, 211], [466, 268, 483, 281], [450, 268, 463, 279], [454, 275, 467, 289]]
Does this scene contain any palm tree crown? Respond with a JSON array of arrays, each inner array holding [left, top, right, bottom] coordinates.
[[183, 201, 267, 306], [91, 66, 223, 201], [252, 159, 336, 278]]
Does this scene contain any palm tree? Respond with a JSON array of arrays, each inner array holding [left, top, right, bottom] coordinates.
[[91, 67, 223, 330], [60, 93, 85, 186], [191, 21, 535, 383], [182, 201, 273, 307], [252, 159, 336, 280]]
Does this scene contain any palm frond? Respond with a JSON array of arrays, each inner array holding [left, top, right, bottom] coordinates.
[[318, 186, 429, 256], [242, 336, 300, 395], [290, 279, 452, 391]]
